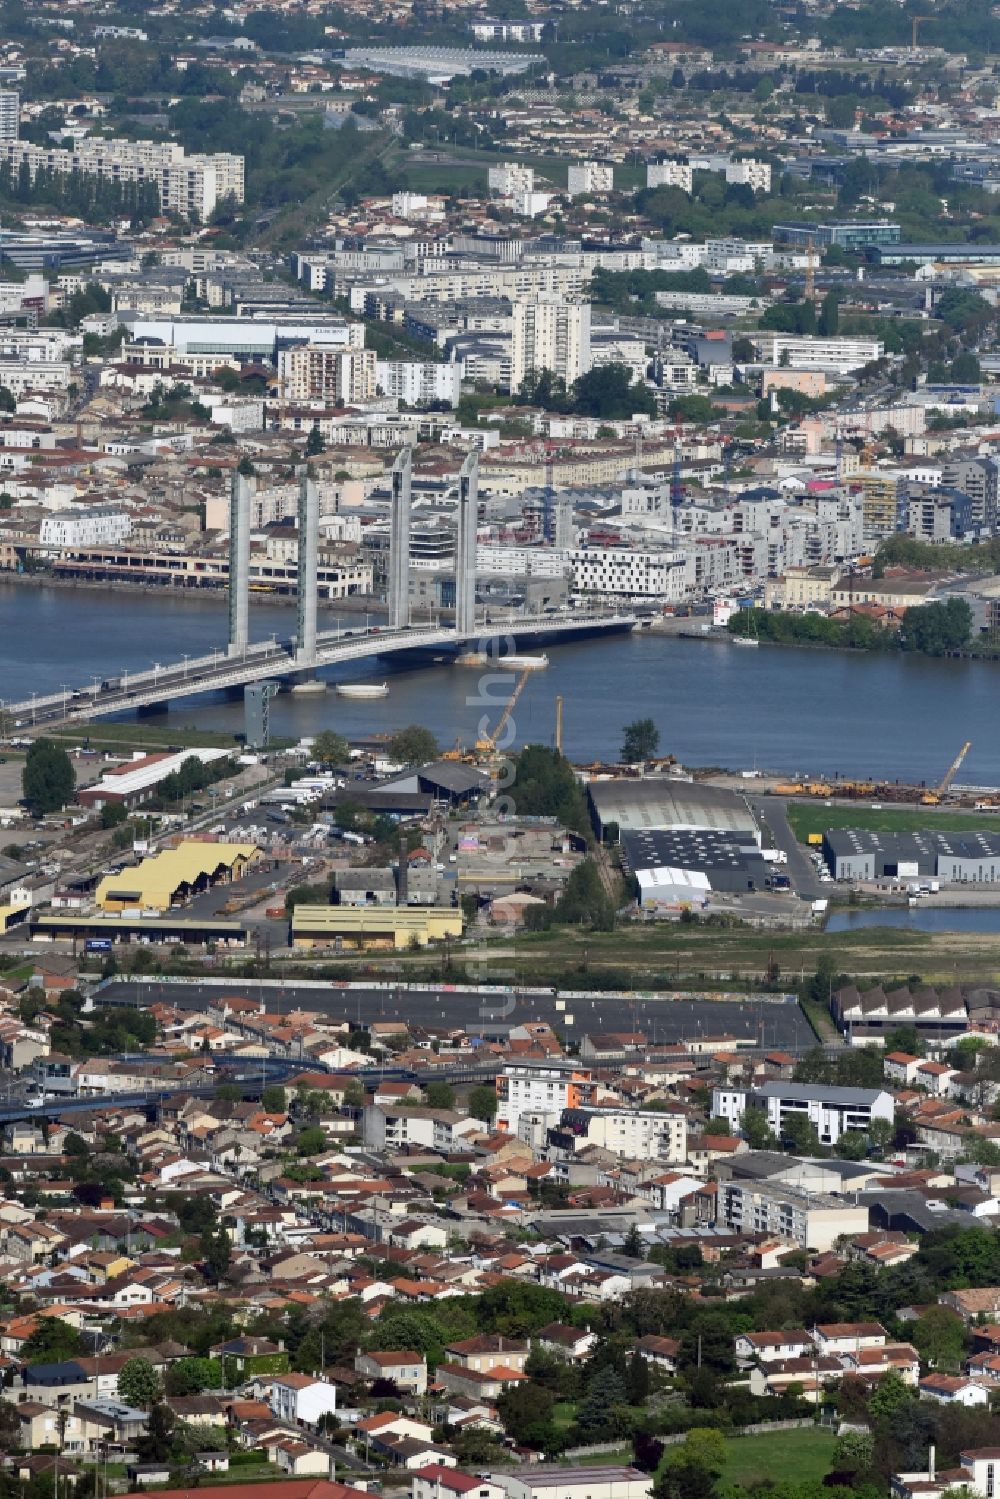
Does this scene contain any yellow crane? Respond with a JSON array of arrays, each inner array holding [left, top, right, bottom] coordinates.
[[475, 666, 532, 755], [922, 740, 972, 804]]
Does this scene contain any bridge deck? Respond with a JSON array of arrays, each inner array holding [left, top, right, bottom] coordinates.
[[5, 612, 636, 729]]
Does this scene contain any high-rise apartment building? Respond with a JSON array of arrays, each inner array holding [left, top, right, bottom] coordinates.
[[510, 297, 592, 391]]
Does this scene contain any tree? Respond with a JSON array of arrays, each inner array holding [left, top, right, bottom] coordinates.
[[297, 1125, 327, 1156], [572, 363, 657, 419], [911, 1306, 966, 1369], [164, 1357, 220, 1397], [834, 1429, 875, 1472], [577, 1366, 628, 1437], [623, 1223, 646, 1260], [425, 1080, 455, 1109], [621, 718, 660, 764], [118, 1356, 161, 1410], [497, 1380, 556, 1447], [261, 1085, 286, 1114], [627, 1352, 650, 1404], [739, 1106, 778, 1150], [312, 730, 350, 767], [390, 724, 438, 765], [200, 1224, 231, 1283], [869, 1366, 913, 1422], [468, 1084, 498, 1123], [818, 289, 840, 337], [22, 738, 76, 815], [137, 1401, 174, 1461], [305, 424, 325, 455]]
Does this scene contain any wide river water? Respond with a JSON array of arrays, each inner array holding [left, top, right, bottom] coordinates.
[[4, 582, 1000, 783]]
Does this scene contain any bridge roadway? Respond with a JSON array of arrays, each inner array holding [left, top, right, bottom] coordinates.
[[0, 1055, 502, 1126], [4, 610, 637, 730]]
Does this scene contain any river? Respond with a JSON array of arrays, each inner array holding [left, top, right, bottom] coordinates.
[[4, 582, 1000, 783], [827, 908, 1000, 934]]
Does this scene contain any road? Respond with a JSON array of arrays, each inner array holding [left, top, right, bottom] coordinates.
[[96, 978, 813, 1050], [752, 796, 827, 900]]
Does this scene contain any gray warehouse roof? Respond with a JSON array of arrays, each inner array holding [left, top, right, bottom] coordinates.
[[589, 778, 757, 837]]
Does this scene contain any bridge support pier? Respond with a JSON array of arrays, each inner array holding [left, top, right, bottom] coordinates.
[[296, 474, 318, 667], [229, 472, 252, 658], [456, 451, 478, 636], [389, 445, 411, 631]]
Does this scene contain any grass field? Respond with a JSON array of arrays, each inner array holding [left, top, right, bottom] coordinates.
[[392, 145, 645, 196], [785, 801, 1000, 843], [720, 1427, 836, 1488], [273, 913, 1000, 988]]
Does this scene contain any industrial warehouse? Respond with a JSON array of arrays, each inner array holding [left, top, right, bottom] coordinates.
[[587, 779, 792, 911], [823, 828, 1000, 882], [94, 841, 262, 914]]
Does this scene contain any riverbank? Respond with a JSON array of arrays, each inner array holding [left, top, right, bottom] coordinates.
[[0, 571, 387, 616]]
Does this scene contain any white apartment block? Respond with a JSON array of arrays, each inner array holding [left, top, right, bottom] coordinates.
[[375, 359, 461, 407], [726, 159, 772, 193], [277, 345, 376, 404], [513, 190, 553, 219], [570, 546, 686, 601], [0, 138, 244, 219], [488, 162, 534, 197], [470, 19, 544, 41], [551, 1105, 688, 1163], [496, 1062, 596, 1135], [753, 332, 884, 373], [40, 507, 131, 548], [567, 161, 614, 196], [712, 1081, 895, 1146], [476, 545, 568, 578], [511, 298, 591, 391], [646, 158, 693, 193], [0, 91, 18, 143], [719, 1180, 869, 1251]]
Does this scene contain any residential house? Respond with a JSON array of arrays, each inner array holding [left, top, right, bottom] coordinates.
[[353, 1351, 427, 1396]]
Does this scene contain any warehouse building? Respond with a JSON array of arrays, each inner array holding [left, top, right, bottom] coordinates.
[[589, 780, 759, 841], [291, 905, 462, 950], [824, 828, 1000, 882], [622, 827, 774, 903], [78, 749, 230, 812], [94, 842, 260, 914]]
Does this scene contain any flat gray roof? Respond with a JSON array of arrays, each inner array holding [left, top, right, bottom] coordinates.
[[753, 1081, 887, 1106], [589, 779, 757, 836]]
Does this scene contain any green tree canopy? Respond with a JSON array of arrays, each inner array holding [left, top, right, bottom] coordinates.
[[118, 1356, 162, 1409], [312, 730, 350, 767], [621, 718, 660, 763], [390, 725, 438, 765], [22, 738, 76, 815]]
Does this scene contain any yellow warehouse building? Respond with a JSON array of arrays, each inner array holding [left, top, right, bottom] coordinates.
[[291, 905, 462, 950], [95, 841, 261, 914]]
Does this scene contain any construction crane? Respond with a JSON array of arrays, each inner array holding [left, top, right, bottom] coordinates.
[[911, 14, 935, 49], [922, 740, 972, 804], [475, 665, 532, 756], [919, 741, 972, 804]]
